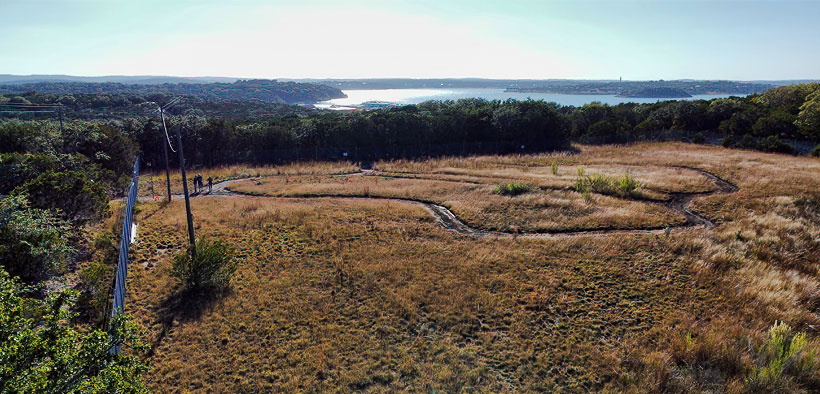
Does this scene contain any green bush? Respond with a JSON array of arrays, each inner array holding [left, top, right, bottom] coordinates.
[[493, 182, 532, 196], [692, 132, 705, 144], [722, 135, 736, 148], [13, 170, 110, 223], [172, 238, 238, 291], [756, 135, 795, 154], [811, 144, 820, 157], [0, 195, 72, 282], [0, 268, 150, 393]]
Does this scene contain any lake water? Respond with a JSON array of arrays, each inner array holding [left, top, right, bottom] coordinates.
[[315, 88, 739, 109]]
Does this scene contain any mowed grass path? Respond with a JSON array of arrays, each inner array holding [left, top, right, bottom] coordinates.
[[125, 142, 820, 392]]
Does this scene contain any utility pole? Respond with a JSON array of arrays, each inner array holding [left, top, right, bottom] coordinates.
[[57, 104, 64, 134], [158, 106, 173, 202], [175, 124, 196, 257]]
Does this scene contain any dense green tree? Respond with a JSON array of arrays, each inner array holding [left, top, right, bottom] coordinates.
[[796, 91, 820, 140], [13, 170, 110, 224], [0, 195, 71, 282], [752, 110, 797, 138], [0, 269, 149, 393]]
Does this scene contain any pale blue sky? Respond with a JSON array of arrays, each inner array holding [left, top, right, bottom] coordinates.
[[1, 0, 818, 80]]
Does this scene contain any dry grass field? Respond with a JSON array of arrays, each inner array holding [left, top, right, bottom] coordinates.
[[138, 162, 359, 197], [121, 142, 820, 393]]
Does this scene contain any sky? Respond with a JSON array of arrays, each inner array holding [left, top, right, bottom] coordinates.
[[1, 0, 818, 80]]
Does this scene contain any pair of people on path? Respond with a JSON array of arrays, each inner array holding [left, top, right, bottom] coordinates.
[[192, 174, 213, 194]]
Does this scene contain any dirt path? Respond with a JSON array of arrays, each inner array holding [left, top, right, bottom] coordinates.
[[142, 166, 738, 239]]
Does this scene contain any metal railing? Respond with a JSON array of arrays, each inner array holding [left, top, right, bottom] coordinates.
[[109, 155, 140, 353]]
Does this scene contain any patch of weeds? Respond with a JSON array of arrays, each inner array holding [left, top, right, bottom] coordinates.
[[551, 161, 559, 176], [574, 170, 643, 199], [493, 182, 532, 196], [746, 321, 818, 391]]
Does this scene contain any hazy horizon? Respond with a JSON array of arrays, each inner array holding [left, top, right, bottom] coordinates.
[[2, 0, 819, 80]]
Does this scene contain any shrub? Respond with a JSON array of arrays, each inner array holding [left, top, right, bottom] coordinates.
[[0, 195, 72, 282], [493, 182, 532, 196], [692, 132, 705, 144], [811, 144, 820, 157], [746, 321, 818, 391], [722, 135, 736, 148], [551, 161, 559, 176], [756, 135, 795, 154], [172, 238, 238, 291]]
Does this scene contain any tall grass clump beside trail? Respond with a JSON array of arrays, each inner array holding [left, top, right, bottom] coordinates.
[[172, 238, 237, 291], [574, 171, 642, 199], [493, 182, 532, 196]]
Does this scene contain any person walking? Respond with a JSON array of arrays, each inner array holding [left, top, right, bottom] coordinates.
[[208, 176, 213, 193], [192, 175, 198, 194]]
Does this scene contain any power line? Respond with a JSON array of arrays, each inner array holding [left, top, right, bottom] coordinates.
[[0, 110, 58, 113]]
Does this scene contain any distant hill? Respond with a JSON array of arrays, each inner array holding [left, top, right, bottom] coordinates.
[[0, 79, 346, 104], [0, 74, 238, 85], [287, 78, 774, 95], [507, 80, 771, 96], [618, 87, 692, 98]]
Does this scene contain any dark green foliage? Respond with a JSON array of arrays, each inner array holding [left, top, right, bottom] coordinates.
[[722, 135, 736, 148], [0, 269, 150, 393], [752, 110, 797, 138], [756, 135, 795, 154], [0, 195, 72, 282], [692, 132, 705, 144], [0, 121, 42, 153], [797, 91, 820, 140], [172, 238, 238, 291], [741, 134, 756, 148], [77, 231, 118, 323], [0, 153, 89, 194], [78, 260, 114, 325], [810, 144, 820, 157], [493, 182, 533, 196], [13, 170, 110, 223], [63, 122, 137, 187]]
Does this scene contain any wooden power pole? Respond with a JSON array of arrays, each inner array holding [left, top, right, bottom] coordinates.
[[175, 125, 196, 256], [158, 106, 173, 202]]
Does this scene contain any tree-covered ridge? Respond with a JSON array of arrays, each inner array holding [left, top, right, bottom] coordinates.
[[507, 79, 772, 96], [0, 79, 346, 104], [0, 91, 317, 120]]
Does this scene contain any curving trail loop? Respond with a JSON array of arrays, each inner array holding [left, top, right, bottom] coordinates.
[[151, 166, 738, 239]]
